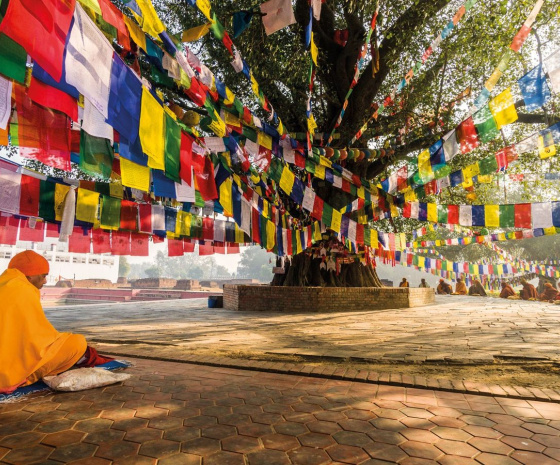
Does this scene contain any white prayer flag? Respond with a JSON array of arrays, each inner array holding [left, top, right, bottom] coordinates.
[[260, 0, 296, 35]]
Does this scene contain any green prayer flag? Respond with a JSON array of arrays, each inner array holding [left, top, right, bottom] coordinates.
[[437, 204, 448, 224], [95, 182, 111, 197], [100, 195, 121, 229], [210, 13, 225, 39], [164, 113, 181, 183], [0, 34, 27, 83], [479, 155, 498, 175], [233, 98, 244, 116], [195, 190, 205, 207], [39, 180, 56, 222], [79, 130, 114, 180], [473, 105, 499, 143], [499, 204, 515, 228], [363, 229, 371, 247], [151, 66, 175, 88], [305, 159, 315, 174], [241, 125, 257, 142], [322, 203, 333, 227]]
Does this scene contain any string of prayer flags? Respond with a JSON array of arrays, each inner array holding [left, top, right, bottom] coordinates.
[[260, 0, 296, 35], [518, 64, 551, 112], [140, 87, 165, 170], [489, 88, 518, 129], [76, 189, 100, 224], [544, 49, 560, 93], [182, 23, 212, 42]]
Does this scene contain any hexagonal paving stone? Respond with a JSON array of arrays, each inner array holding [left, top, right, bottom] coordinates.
[[367, 429, 407, 445], [288, 447, 331, 465], [370, 418, 406, 432], [135, 407, 169, 419], [28, 409, 67, 422], [432, 426, 473, 442], [2, 444, 53, 464], [460, 415, 496, 427], [364, 443, 408, 463], [111, 417, 149, 431], [0, 431, 46, 448], [125, 427, 163, 443], [435, 439, 479, 458], [273, 421, 309, 436], [148, 416, 184, 430], [163, 427, 201, 442], [511, 450, 560, 465], [84, 428, 126, 445], [237, 423, 274, 437], [74, 418, 114, 433], [222, 435, 261, 454], [338, 418, 376, 434], [469, 436, 514, 455], [158, 453, 201, 465], [463, 425, 502, 439], [327, 444, 370, 464], [183, 415, 218, 428], [218, 413, 252, 426], [261, 433, 300, 451], [95, 440, 140, 460], [251, 413, 283, 425], [168, 407, 200, 419], [532, 434, 560, 448], [201, 424, 237, 439], [139, 439, 181, 458], [298, 432, 336, 448], [500, 435, 546, 452], [181, 437, 221, 455], [41, 429, 86, 446], [35, 418, 76, 433], [400, 440, 444, 460], [49, 442, 98, 462], [343, 409, 376, 421], [306, 420, 342, 434], [333, 430, 373, 447], [401, 428, 440, 443], [247, 449, 291, 465], [314, 411, 347, 422]]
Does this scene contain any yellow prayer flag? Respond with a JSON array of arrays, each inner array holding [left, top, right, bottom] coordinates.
[[314, 164, 325, 180], [235, 224, 245, 243], [140, 87, 165, 170], [225, 111, 242, 128], [208, 110, 227, 137], [319, 156, 332, 168], [463, 163, 480, 179], [120, 157, 151, 192], [295, 230, 302, 254], [370, 230, 378, 249], [313, 222, 321, 242], [179, 69, 191, 89], [175, 211, 184, 236], [462, 177, 474, 188], [478, 174, 493, 183], [123, 16, 147, 52], [219, 178, 233, 217], [76, 189, 100, 224], [418, 256, 425, 268], [544, 226, 557, 236], [54, 184, 71, 222], [418, 149, 433, 181], [262, 199, 269, 218], [257, 131, 272, 150], [196, 0, 212, 21], [250, 72, 259, 97], [489, 88, 518, 129], [485, 204, 500, 228], [307, 114, 317, 136], [310, 32, 318, 66], [427, 203, 437, 223], [266, 220, 275, 250], [356, 187, 365, 199], [109, 173, 124, 199], [279, 166, 295, 194], [484, 69, 503, 92], [224, 87, 235, 106], [277, 118, 285, 136], [182, 23, 211, 42], [538, 134, 557, 159], [330, 209, 342, 233], [135, 0, 166, 36], [78, 0, 102, 16], [404, 188, 417, 202]]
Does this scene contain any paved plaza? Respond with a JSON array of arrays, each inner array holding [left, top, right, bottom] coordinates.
[[2, 357, 560, 465], [45, 296, 560, 364]]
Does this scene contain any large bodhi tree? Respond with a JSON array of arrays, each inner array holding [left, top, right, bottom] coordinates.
[[157, 0, 560, 286]]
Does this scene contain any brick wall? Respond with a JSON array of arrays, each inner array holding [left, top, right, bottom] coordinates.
[[174, 279, 201, 290], [131, 278, 178, 289], [223, 285, 435, 312]]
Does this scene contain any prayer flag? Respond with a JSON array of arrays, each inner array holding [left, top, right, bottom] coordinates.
[[182, 23, 211, 42], [69, 227, 92, 254], [19, 175, 40, 217], [79, 130, 114, 179], [518, 64, 551, 112], [76, 189, 99, 223], [456, 117, 479, 154], [473, 104, 498, 143], [100, 195, 121, 229], [0, 34, 27, 83], [120, 157, 150, 192], [532, 202, 553, 229], [260, 0, 296, 35], [134, 0, 165, 37], [489, 88, 518, 129], [27, 77, 78, 122], [0, 0, 75, 82], [111, 230, 131, 255], [140, 87, 165, 170], [164, 113, 181, 183], [544, 49, 560, 93], [0, 168, 21, 215], [514, 203, 532, 229]]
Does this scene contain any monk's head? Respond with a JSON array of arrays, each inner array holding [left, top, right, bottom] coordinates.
[[8, 250, 49, 289], [545, 283, 554, 289], [520, 279, 528, 286], [501, 281, 508, 288]]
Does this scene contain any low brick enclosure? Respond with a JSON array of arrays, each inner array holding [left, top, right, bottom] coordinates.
[[223, 285, 435, 312]]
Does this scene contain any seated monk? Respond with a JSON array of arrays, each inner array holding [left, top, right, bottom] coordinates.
[[399, 278, 409, 288], [539, 282, 558, 301], [437, 279, 452, 295], [519, 279, 538, 300], [0, 251, 112, 394], [453, 278, 468, 295], [499, 281, 516, 299], [468, 279, 487, 296]]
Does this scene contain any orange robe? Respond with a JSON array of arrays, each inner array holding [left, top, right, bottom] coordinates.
[[500, 284, 515, 298], [520, 283, 538, 300], [454, 281, 467, 295], [0, 269, 87, 393], [539, 287, 558, 301]]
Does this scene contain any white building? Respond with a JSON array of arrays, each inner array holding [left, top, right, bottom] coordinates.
[[0, 238, 119, 285]]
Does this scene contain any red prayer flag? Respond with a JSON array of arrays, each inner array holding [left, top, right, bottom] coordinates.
[[97, 0, 130, 50], [0, 0, 76, 82], [198, 241, 214, 256], [46, 222, 60, 238], [514, 203, 532, 229], [92, 229, 111, 254], [130, 233, 150, 256], [185, 78, 207, 107], [456, 116, 479, 154], [111, 231, 131, 255], [226, 242, 240, 254], [286, 229, 292, 255], [213, 241, 226, 254], [252, 208, 260, 245], [120, 200, 138, 231], [19, 175, 41, 217], [152, 234, 165, 243], [511, 25, 530, 52], [18, 219, 45, 242], [138, 204, 152, 233], [311, 196, 323, 220], [0, 216, 19, 245], [403, 203, 411, 218], [168, 238, 184, 256], [202, 217, 214, 241], [183, 238, 195, 253], [447, 205, 459, 224], [222, 32, 233, 55], [69, 227, 92, 254], [194, 156, 218, 200], [27, 77, 78, 121], [342, 179, 351, 193], [180, 132, 193, 185]]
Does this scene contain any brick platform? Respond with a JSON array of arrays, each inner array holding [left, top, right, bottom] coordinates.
[[223, 285, 435, 312]]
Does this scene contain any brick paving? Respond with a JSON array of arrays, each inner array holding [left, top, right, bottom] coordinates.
[[2, 357, 560, 464], [44, 296, 560, 365]]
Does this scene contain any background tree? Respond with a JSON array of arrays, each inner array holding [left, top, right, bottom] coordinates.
[[118, 256, 131, 278]]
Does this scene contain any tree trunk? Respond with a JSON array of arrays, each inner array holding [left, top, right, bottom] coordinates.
[[272, 252, 383, 287]]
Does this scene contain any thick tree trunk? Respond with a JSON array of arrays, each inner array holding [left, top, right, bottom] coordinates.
[[271, 252, 383, 287]]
